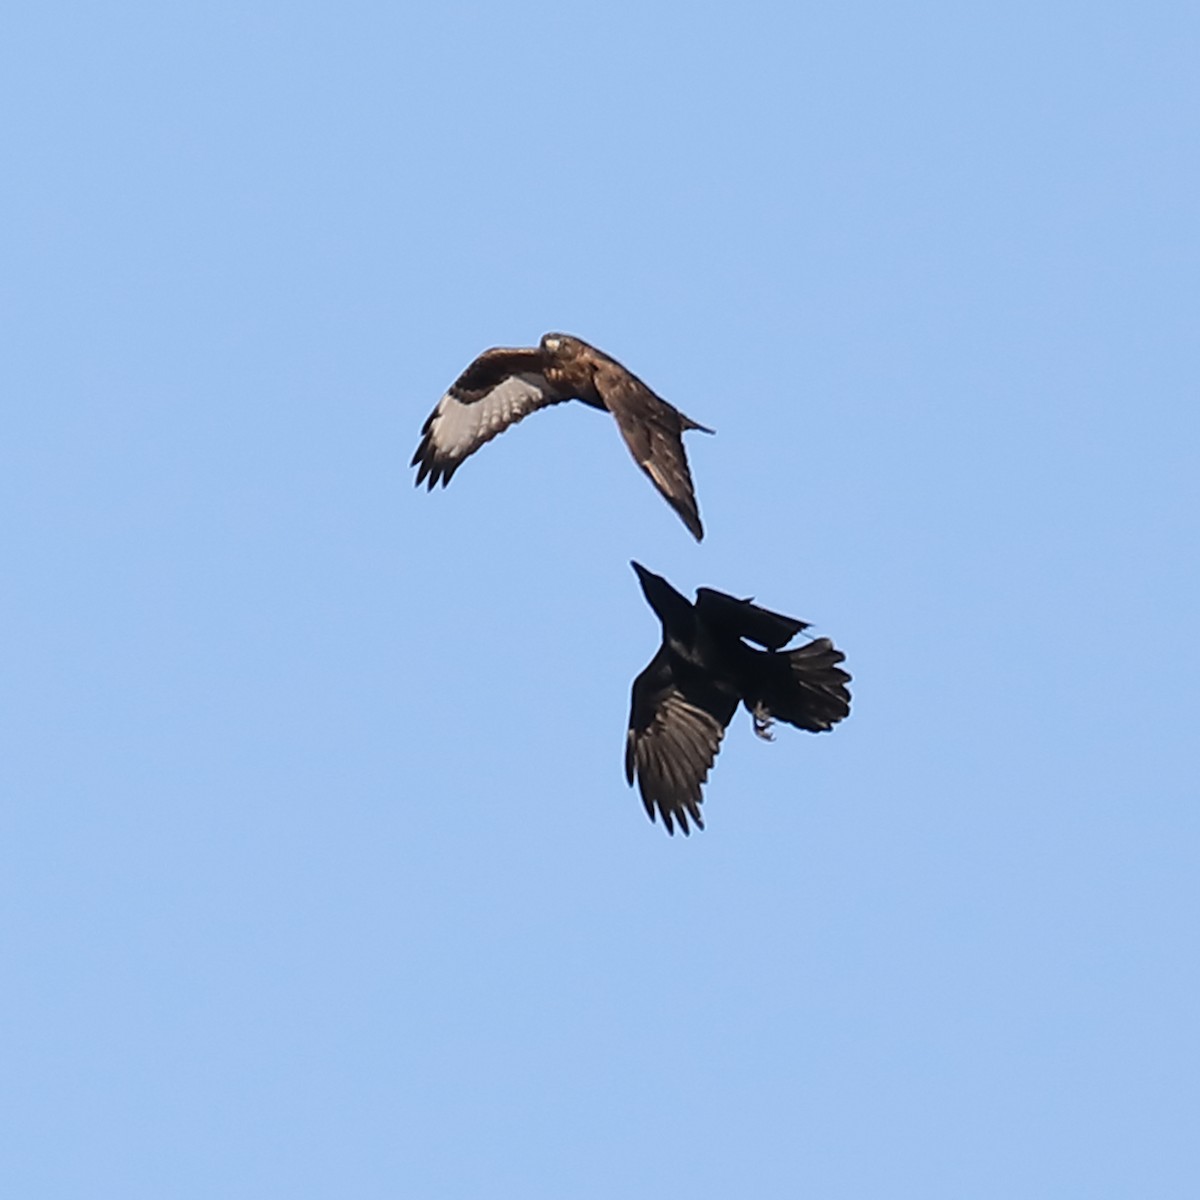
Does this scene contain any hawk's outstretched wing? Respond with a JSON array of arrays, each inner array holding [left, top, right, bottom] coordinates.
[[411, 347, 573, 488], [594, 363, 709, 542], [625, 649, 738, 835]]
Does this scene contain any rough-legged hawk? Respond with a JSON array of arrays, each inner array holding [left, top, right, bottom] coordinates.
[[412, 333, 712, 540]]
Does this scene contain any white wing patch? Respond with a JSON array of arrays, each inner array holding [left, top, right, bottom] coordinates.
[[431, 373, 549, 458], [412, 372, 560, 487]]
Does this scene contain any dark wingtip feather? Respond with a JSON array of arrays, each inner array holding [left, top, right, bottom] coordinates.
[[657, 803, 676, 836]]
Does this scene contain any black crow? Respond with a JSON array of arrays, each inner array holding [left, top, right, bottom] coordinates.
[[626, 562, 851, 835], [412, 333, 712, 540]]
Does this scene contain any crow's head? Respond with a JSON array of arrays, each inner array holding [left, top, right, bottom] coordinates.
[[631, 561, 692, 628]]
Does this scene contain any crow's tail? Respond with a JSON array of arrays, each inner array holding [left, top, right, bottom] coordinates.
[[748, 638, 852, 734]]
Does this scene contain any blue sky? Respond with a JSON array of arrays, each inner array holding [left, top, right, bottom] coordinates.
[[3, 2, 1198, 1196]]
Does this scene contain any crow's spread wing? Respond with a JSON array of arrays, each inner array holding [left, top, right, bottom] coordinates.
[[412, 347, 573, 487], [625, 649, 737, 835], [695, 588, 810, 649]]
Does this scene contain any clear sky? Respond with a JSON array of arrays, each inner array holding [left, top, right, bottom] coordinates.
[[3, 2, 1197, 1196]]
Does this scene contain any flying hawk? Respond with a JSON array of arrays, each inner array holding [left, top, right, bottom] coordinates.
[[411, 333, 713, 540], [626, 562, 852, 835]]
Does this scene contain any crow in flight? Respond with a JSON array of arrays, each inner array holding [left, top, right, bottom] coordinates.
[[626, 562, 852, 835], [411, 333, 712, 540]]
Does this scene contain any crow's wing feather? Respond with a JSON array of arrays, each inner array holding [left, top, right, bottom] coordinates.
[[695, 588, 810, 649], [625, 649, 737, 835]]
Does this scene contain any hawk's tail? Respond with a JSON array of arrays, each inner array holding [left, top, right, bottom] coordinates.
[[679, 412, 715, 435]]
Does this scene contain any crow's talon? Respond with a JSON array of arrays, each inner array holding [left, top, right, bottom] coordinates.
[[751, 703, 776, 741]]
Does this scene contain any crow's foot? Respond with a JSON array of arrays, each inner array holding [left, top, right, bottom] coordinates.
[[751, 703, 775, 741]]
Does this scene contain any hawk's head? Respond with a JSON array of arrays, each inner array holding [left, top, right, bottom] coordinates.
[[539, 332, 583, 359]]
